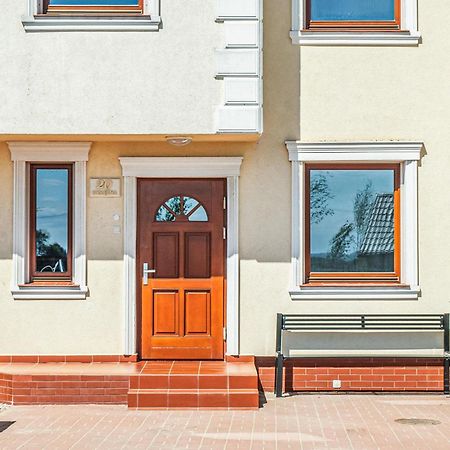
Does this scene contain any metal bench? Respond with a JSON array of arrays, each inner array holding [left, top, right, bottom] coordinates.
[[275, 313, 450, 397]]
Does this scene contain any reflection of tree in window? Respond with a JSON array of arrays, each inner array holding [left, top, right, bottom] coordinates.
[[155, 196, 208, 222], [36, 229, 67, 272], [353, 181, 373, 251], [310, 169, 394, 273], [310, 173, 334, 224], [33, 167, 70, 276], [329, 222, 354, 261]]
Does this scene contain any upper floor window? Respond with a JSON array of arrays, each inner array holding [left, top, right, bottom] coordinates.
[[44, 0, 144, 15], [307, 0, 400, 30], [291, 0, 420, 46], [23, 0, 160, 31]]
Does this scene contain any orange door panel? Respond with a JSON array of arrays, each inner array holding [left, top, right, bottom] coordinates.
[[137, 179, 225, 360]]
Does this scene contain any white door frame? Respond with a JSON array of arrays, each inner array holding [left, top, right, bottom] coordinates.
[[119, 157, 243, 357]]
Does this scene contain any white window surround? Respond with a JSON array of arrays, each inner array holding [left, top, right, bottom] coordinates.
[[8, 142, 91, 300], [286, 141, 423, 300], [119, 157, 243, 356], [22, 0, 161, 32], [291, 0, 420, 46]]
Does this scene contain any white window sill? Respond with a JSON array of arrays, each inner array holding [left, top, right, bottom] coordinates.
[[289, 286, 420, 301], [21, 15, 161, 32], [12, 285, 88, 300], [290, 31, 421, 46]]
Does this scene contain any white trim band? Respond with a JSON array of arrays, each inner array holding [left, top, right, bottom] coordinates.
[[286, 141, 423, 162], [290, 32, 420, 47], [119, 157, 244, 178], [290, 287, 421, 301], [22, 16, 161, 32]]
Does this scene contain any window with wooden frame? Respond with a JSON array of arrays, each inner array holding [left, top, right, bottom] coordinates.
[[29, 164, 73, 283], [43, 0, 144, 15], [305, 164, 400, 285], [306, 0, 401, 31]]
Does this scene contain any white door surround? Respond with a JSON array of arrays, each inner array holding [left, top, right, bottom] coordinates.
[[119, 157, 243, 356]]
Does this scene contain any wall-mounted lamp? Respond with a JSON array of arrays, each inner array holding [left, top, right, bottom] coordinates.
[[165, 136, 193, 146]]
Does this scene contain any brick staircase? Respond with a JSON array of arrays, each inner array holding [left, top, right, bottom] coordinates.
[[0, 373, 129, 405], [0, 360, 259, 410], [128, 361, 259, 409]]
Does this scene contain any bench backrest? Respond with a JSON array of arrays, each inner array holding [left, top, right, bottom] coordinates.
[[276, 313, 450, 354], [280, 314, 445, 330]]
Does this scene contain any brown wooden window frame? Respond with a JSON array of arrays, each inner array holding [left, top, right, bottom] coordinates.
[[305, 0, 401, 32], [304, 163, 401, 286], [43, 0, 144, 15], [29, 164, 74, 283]]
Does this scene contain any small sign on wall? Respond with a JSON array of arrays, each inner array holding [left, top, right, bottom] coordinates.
[[90, 178, 121, 197]]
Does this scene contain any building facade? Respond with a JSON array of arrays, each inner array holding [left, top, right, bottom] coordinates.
[[0, 0, 449, 397]]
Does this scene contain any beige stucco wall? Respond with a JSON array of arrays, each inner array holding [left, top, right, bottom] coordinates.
[[0, 0, 222, 134], [0, 0, 449, 356]]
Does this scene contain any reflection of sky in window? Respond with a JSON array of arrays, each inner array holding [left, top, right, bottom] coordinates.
[[311, 0, 394, 21], [36, 169, 69, 252], [310, 170, 393, 254], [49, 1, 139, 5]]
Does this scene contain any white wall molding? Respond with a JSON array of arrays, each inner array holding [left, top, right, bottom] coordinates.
[[224, 21, 259, 48], [215, 0, 263, 133], [217, 106, 262, 133], [119, 157, 243, 356], [119, 157, 243, 178], [8, 142, 91, 300], [224, 78, 259, 105], [217, 0, 259, 21], [286, 142, 423, 162], [216, 49, 260, 77], [123, 176, 137, 355], [23, 0, 161, 32], [286, 141, 422, 300], [290, 0, 420, 46], [9, 142, 90, 162]]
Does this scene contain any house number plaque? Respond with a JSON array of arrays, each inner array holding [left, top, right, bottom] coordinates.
[[90, 178, 121, 197]]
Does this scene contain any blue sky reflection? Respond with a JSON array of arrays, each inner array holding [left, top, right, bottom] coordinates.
[[310, 169, 394, 255], [311, 0, 395, 21], [36, 169, 69, 253]]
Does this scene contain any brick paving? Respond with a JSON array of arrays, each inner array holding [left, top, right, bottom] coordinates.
[[0, 394, 449, 449]]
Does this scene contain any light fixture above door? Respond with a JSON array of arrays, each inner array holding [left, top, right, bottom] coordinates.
[[165, 136, 193, 146]]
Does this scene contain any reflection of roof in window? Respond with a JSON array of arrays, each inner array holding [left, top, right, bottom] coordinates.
[[359, 193, 394, 255]]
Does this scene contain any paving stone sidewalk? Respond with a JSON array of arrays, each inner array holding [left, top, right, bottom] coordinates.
[[0, 394, 449, 449]]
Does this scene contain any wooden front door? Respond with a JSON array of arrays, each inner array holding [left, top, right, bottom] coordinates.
[[137, 179, 225, 360]]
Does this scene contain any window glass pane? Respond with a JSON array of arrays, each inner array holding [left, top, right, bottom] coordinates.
[[309, 169, 395, 273], [48, 1, 139, 6], [35, 169, 69, 273], [155, 204, 175, 222], [183, 197, 199, 215], [310, 0, 395, 21], [155, 196, 209, 222], [188, 206, 208, 222]]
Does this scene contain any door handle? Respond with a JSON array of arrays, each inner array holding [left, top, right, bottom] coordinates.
[[143, 262, 156, 285]]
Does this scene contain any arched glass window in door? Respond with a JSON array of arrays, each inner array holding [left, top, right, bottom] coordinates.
[[155, 196, 208, 222]]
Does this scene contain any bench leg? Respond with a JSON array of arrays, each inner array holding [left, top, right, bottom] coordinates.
[[275, 353, 284, 397], [445, 357, 449, 395]]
